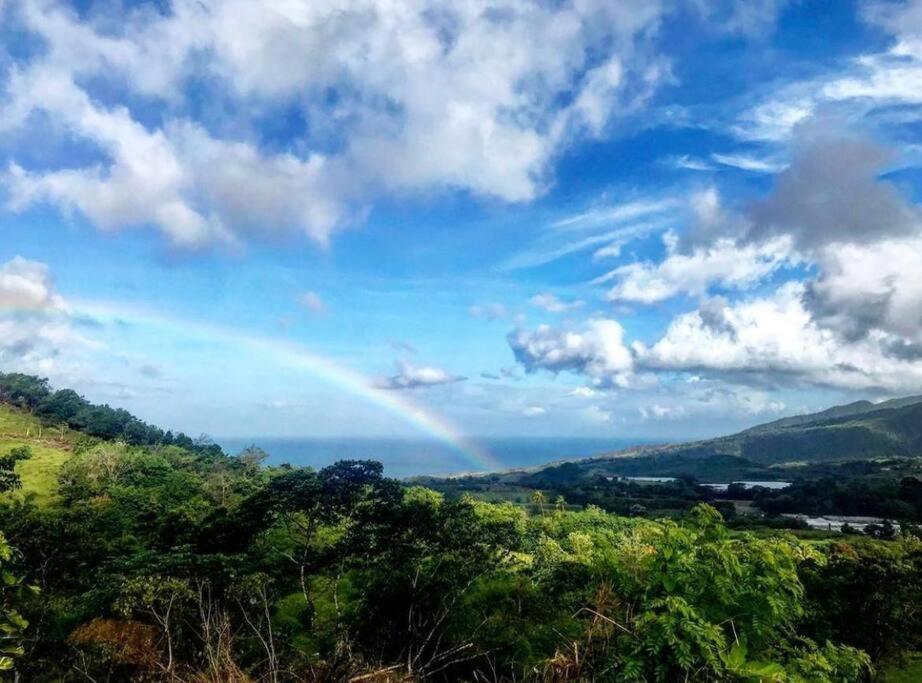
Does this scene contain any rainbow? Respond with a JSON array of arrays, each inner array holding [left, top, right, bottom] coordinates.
[[72, 301, 500, 472]]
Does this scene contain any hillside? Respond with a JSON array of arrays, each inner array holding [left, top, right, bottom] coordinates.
[[521, 395, 922, 483], [0, 404, 73, 504], [0, 372, 224, 507]]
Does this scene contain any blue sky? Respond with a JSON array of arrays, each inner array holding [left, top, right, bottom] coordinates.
[[3, 0, 922, 445]]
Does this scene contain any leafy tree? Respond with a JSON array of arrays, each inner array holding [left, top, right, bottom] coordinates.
[[0, 446, 31, 493], [0, 532, 32, 673], [36, 388, 88, 426], [116, 576, 194, 676], [0, 373, 50, 412], [799, 540, 922, 660]]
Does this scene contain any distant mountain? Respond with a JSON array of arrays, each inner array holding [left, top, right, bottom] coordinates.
[[518, 395, 922, 483], [741, 395, 922, 434]]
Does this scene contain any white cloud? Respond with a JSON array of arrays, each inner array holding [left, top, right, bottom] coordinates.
[[551, 198, 678, 232], [663, 154, 716, 172], [500, 222, 665, 271], [509, 278, 922, 394], [297, 291, 326, 314], [508, 319, 634, 385], [376, 360, 466, 390], [469, 303, 509, 321], [639, 403, 685, 420], [636, 385, 786, 422], [807, 236, 922, 343], [733, 93, 815, 143], [0, 256, 84, 370], [637, 283, 922, 392], [1, 0, 674, 247], [690, 0, 792, 37], [710, 152, 782, 173], [582, 404, 614, 423], [502, 198, 675, 271], [522, 405, 547, 417], [733, 12, 922, 144], [599, 233, 794, 304], [530, 292, 583, 313], [0, 257, 63, 311]]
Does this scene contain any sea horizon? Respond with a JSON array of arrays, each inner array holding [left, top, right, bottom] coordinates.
[[217, 435, 659, 478]]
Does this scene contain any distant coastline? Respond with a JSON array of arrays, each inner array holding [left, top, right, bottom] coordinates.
[[217, 436, 656, 478]]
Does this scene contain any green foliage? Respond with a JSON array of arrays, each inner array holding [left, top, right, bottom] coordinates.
[[0, 377, 916, 682], [520, 504, 839, 680], [0, 445, 31, 494], [0, 532, 33, 672], [0, 372, 220, 451], [799, 538, 922, 660]]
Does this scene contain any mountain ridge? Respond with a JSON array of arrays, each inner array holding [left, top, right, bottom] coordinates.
[[518, 395, 922, 482]]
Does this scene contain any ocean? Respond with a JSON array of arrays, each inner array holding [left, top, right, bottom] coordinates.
[[217, 436, 648, 479]]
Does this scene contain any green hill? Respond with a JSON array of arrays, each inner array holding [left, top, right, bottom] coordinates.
[[522, 396, 922, 482], [0, 372, 220, 505], [0, 404, 74, 504]]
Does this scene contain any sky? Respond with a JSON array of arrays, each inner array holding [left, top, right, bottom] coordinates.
[[3, 0, 922, 451]]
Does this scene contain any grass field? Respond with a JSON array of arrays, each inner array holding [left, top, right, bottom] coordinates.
[[881, 653, 922, 682], [0, 405, 73, 504]]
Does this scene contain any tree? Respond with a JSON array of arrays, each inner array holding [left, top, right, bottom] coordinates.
[[0, 446, 31, 493], [531, 490, 546, 516], [0, 533, 32, 673], [0, 373, 50, 412], [236, 445, 269, 470], [36, 388, 88, 426], [117, 576, 194, 678]]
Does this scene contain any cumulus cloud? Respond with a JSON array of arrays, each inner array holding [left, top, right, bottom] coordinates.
[[0, 256, 79, 367], [748, 131, 919, 251], [0, 256, 63, 310], [1, 0, 674, 247], [522, 405, 547, 417], [507, 319, 634, 385], [805, 236, 922, 343], [509, 279, 922, 394], [637, 283, 922, 392], [376, 360, 466, 390]]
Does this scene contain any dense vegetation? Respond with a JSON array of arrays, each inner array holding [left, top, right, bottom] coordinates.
[[0, 374, 920, 681], [0, 373, 219, 452], [426, 459, 922, 528]]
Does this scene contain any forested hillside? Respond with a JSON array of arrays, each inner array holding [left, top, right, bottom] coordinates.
[[0, 374, 920, 681], [528, 396, 922, 482]]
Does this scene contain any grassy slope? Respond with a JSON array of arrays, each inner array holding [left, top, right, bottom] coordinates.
[[881, 653, 922, 682], [0, 405, 73, 504]]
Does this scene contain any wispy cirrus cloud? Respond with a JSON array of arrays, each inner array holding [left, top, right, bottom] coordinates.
[[530, 292, 584, 314], [499, 197, 677, 271]]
